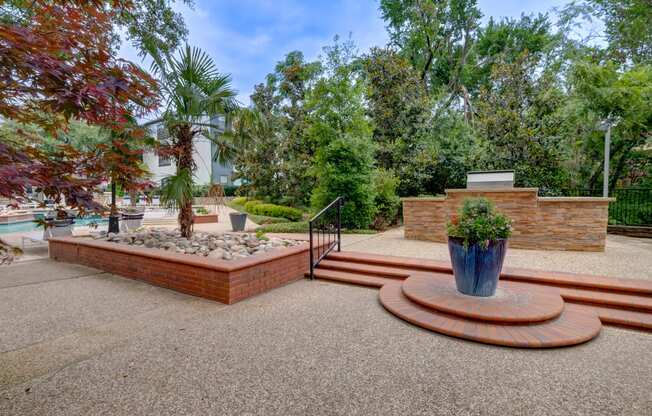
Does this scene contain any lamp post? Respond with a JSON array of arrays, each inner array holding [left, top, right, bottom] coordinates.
[[598, 119, 614, 198], [603, 122, 611, 198]]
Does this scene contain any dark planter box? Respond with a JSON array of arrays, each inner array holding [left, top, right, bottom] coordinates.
[[448, 237, 508, 297], [229, 212, 247, 231]]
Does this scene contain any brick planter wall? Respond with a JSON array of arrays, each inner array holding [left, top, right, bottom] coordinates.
[[49, 237, 316, 304], [193, 214, 218, 224], [403, 188, 613, 252]]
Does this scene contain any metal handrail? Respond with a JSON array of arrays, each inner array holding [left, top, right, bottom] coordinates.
[[309, 196, 343, 279]]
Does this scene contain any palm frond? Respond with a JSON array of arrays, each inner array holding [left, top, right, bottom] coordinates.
[[159, 168, 194, 211]]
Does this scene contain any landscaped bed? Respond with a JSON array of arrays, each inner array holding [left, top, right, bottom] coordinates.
[[48, 233, 315, 304], [92, 228, 303, 260]]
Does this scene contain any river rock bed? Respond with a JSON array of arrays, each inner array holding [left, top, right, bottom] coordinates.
[[92, 228, 305, 260]]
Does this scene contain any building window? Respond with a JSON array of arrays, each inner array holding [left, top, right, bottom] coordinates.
[[157, 126, 172, 167], [158, 155, 172, 167], [219, 175, 229, 184]]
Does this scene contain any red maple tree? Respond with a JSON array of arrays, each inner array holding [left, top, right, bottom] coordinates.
[[0, 1, 159, 212]]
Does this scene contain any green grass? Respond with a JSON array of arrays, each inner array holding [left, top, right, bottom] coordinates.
[[249, 214, 291, 225], [255, 221, 377, 235]]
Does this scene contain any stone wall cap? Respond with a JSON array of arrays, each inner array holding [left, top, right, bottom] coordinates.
[[48, 236, 313, 273], [401, 196, 446, 202], [538, 197, 615, 202], [445, 187, 539, 193]]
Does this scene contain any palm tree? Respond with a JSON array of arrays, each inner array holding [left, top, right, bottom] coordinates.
[[145, 45, 237, 238]]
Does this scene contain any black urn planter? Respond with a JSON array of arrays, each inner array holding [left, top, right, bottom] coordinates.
[[447, 237, 508, 297], [229, 212, 247, 232]]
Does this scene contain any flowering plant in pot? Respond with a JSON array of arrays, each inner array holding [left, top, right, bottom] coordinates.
[[446, 198, 512, 297]]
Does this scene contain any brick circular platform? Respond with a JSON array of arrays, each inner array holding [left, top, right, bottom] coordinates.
[[380, 282, 602, 348], [402, 273, 565, 323]]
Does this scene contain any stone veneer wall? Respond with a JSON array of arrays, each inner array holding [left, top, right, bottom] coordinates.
[[403, 188, 613, 252]]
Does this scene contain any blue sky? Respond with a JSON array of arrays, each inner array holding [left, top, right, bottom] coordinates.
[[119, 0, 571, 104]]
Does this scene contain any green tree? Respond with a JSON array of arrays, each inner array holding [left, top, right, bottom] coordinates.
[[308, 36, 377, 228], [470, 14, 561, 96], [363, 47, 431, 173], [380, 0, 482, 108], [561, 0, 652, 65], [273, 51, 323, 206], [311, 135, 377, 229], [474, 54, 569, 192], [566, 61, 652, 190], [146, 45, 238, 238]]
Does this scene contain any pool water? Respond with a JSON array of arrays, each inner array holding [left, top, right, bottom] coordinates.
[[0, 216, 108, 235]]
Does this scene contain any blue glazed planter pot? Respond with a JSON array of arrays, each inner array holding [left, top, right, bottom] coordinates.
[[447, 237, 508, 297]]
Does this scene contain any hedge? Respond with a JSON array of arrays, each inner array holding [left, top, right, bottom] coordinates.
[[243, 200, 264, 212], [249, 203, 303, 221]]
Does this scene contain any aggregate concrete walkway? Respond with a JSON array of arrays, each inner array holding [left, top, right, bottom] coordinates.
[[1, 259, 651, 415]]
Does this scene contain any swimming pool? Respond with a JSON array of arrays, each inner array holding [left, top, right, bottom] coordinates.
[[0, 216, 108, 235]]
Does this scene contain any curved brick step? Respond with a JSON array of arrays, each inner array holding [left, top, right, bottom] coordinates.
[[380, 283, 602, 348], [402, 274, 565, 324]]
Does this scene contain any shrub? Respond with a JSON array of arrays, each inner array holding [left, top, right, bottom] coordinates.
[[243, 200, 263, 212], [249, 203, 303, 221], [371, 169, 401, 230], [256, 221, 310, 233], [231, 196, 249, 205], [223, 185, 239, 196], [446, 198, 512, 248], [191, 184, 211, 197], [310, 135, 377, 229], [255, 221, 378, 234], [194, 206, 209, 215]]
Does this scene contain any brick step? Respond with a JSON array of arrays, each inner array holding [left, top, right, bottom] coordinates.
[[501, 269, 652, 297], [327, 251, 652, 296], [317, 259, 411, 279], [316, 260, 652, 315], [402, 274, 565, 324], [380, 282, 602, 348], [327, 251, 451, 273], [557, 287, 652, 312], [308, 269, 395, 288], [571, 304, 652, 331]]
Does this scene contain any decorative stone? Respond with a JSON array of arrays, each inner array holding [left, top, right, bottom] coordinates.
[[97, 229, 304, 261]]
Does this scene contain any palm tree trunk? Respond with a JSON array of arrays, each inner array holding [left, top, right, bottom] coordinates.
[[177, 125, 195, 238]]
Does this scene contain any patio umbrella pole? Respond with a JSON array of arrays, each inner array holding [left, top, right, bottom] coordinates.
[[108, 182, 120, 234]]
